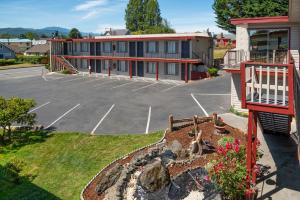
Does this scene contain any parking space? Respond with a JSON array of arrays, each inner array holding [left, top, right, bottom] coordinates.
[[0, 66, 231, 134]]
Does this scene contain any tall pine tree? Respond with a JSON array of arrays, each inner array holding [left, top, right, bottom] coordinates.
[[213, 0, 289, 33], [144, 0, 162, 29], [125, 0, 174, 34], [125, 0, 144, 32]]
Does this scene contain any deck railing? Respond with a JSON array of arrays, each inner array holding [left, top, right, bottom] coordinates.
[[241, 62, 295, 115]]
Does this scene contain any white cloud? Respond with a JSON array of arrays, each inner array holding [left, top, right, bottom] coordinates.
[[74, 0, 127, 20], [75, 0, 108, 11]]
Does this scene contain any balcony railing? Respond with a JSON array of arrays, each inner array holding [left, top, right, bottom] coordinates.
[[223, 49, 288, 68], [241, 62, 295, 115]]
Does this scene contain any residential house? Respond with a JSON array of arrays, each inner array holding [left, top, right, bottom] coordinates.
[[215, 33, 236, 48], [103, 28, 130, 36], [24, 43, 50, 56], [0, 42, 16, 59], [0, 38, 32, 54], [49, 32, 214, 82]]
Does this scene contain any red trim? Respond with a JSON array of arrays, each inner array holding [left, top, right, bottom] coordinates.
[[129, 61, 132, 79], [251, 111, 258, 184], [231, 16, 289, 25], [61, 55, 200, 64], [246, 110, 253, 188], [185, 63, 188, 83], [224, 68, 241, 74], [288, 63, 295, 115], [49, 36, 203, 42], [246, 105, 292, 115], [156, 62, 159, 81]]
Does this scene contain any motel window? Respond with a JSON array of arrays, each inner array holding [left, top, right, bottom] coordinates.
[[147, 41, 158, 53], [165, 63, 178, 75], [147, 62, 156, 74], [104, 60, 110, 70], [80, 42, 88, 52], [118, 42, 127, 53], [166, 41, 178, 54], [117, 61, 128, 72], [103, 42, 112, 53], [249, 29, 288, 64]]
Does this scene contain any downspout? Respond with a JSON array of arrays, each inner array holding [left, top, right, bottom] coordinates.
[[50, 41, 52, 72]]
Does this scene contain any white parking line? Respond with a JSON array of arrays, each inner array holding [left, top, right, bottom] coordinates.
[[42, 76, 48, 81], [161, 84, 183, 92], [62, 77, 85, 83], [94, 79, 119, 87], [112, 81, 135, 89], [132, 82, 157, 92], [29, 102, 50, 113], [191, 93, 209, 117], [145, 106, 152, 134], [91, 104, 115, 135], [45, 104, 80, 129]]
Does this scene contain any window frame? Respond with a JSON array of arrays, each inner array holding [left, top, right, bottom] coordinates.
[[166, 41, 178, 54], [117, 61, 128, 72], [118, 42, 127, 53], [166, 63, 178, 75], [147, 62, 157, 74], [148, 41, 158, 53], [103, 42, 112, 53]]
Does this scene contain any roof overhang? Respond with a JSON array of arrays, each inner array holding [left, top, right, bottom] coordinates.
[[230, 16, 289, 25]]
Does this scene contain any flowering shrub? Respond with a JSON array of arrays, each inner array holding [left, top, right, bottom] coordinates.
[[206, 138, 258, 199]]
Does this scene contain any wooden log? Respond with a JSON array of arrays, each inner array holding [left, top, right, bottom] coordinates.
[[173, 119, 194, 123], [169, 115, 174, 132]]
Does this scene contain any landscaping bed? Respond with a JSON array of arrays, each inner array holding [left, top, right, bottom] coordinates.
[[82, 119, 246, 200]]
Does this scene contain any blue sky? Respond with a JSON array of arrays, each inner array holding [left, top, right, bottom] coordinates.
[[0, 0, 224, 34]]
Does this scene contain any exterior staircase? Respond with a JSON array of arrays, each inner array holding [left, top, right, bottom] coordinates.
[[53, 56, 78, 74], [258, 112, 291, 135]]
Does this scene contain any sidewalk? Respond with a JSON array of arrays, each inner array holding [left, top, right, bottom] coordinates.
[[221, 113, 300, 200]]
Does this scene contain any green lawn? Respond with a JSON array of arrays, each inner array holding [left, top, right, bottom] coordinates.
[[0, 132, 163, 200], [214, 49, 229, 59]]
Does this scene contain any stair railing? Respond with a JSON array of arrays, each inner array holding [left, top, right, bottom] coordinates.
[[60, 56, 79, 73], [293, 65, 300, 164]]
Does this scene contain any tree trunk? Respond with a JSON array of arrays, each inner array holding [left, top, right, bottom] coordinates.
[[7, 126, 11, 142], [0, 127, 6, 145]]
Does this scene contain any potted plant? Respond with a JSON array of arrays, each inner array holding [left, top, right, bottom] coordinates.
[[214, 116, 226, 134]]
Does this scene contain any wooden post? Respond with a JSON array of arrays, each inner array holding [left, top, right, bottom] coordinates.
[[108, 65, 111, 77], [212, 113, 218, 122], [193, 115, 198, 133], [169, 115, 174, 132], [246, 110, 253, 188]]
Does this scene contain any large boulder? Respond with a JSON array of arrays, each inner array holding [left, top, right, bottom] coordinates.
[[138, 158, 170, 192], [95, 163, 123, 195]]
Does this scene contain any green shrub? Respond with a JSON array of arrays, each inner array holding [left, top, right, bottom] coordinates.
[[0, 59, 18, 66], [62, 69, 72, 74], [229, 106, 249, 118], [208, 67, 219, 77], [217, 136, 234, 147], [16, 55, 49, 64]]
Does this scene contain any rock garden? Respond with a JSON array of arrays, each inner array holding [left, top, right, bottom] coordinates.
[[82, 114, 255, 200]]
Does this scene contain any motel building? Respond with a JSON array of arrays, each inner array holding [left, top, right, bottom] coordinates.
[[223, 0, 300, 184], [49, 32, 213, 83]]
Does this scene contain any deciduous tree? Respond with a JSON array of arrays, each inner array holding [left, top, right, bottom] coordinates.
[[68, 28, 82, 39]]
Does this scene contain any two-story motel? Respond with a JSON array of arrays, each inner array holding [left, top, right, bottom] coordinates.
[[49, 32, 213, 83]]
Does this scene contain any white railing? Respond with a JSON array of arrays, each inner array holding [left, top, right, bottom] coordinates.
[[60, 56, 79, 73], [242, 63, 293, 107], [223, 49, 248, 68]]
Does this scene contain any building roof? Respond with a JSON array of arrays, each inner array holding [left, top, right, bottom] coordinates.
[[0, 42, 16, 53], [25, 43, 49, 54], [215, 33, 236, 40], [230, 16, 289, 25], [104, 29, 130, 36], [0, 38, 32, 43]]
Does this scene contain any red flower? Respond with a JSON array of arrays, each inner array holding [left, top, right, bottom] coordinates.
[[217, 146, 226, 155], [226, 142, 232, 150], [234, 145, 240, 153], [234, 138, 240, 145], [204, 175, 211, 182]]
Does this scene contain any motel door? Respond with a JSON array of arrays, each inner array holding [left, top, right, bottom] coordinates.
[[181, 41, 190, 58], [63, 43, 68, 55], [137, 61, 144, 77], [96, 60, 101, 73], [181, 64, 190, 81], [132, 62, 136, 76], [129, 42, 136, 57], [137, 42, 144, 57]]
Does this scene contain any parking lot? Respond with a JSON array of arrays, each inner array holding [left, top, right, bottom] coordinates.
[[0, 67, 231, 134]]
